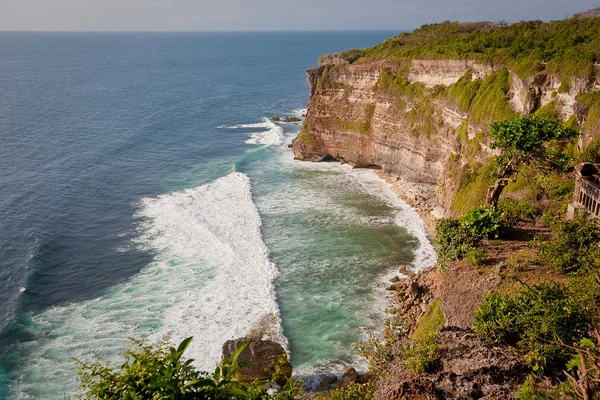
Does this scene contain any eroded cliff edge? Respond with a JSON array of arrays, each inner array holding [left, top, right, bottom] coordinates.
[[293, 56, 600, 220]]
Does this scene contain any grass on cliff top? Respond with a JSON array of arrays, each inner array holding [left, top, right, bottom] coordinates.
[[336, 17, 600, 77]]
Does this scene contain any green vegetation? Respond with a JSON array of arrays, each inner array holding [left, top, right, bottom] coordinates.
[[340, 17, 600, 77], [296, 130, 317, 146], [540, 213, 600, 274], [487, 116, 579, 207], [76, 337, 301, 400], [559, 76, 572, 93], [473, 282, 590, 374], [497, 198, 539, 225], [580, 135, 600, 163], [314, 382, 376, 400], [412, 298, 445, 343], [534, 100, 560, 119], [565, 333, 600, 399], [404, 299, 445, 374], [461, 205, 506, 239], [450, 160, 497, 214], [469, 69, 515, 124], [434, 218, 480, 273]]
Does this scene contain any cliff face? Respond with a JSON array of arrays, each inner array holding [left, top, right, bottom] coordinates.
[[293, 58, 600, 217]]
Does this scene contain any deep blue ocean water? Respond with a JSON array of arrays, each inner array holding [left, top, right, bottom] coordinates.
[[0, 31, 435, 398]]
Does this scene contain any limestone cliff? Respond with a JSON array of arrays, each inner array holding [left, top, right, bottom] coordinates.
[[293, 57, 600, 218]]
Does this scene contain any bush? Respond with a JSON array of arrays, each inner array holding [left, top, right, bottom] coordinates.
[[435, 218, 480, 273], [405, 335, 439, 375], [461, 206, 506, 239], [405, 299, 446, 375], [539, 213, 600, 274], [473, 283, 590, 374], [497, 198, 539, 226], [314, 382, 376, 400], [76, 336, 300, 400], [466, 247, 487, 267]]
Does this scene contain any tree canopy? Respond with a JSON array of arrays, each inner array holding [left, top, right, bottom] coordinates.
[[486, 116, 579, 207]]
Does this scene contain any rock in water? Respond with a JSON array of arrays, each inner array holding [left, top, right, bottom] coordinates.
[[271, 114, 280, 121], [222, 339, 292, 383], [338, 367, 359, 387]]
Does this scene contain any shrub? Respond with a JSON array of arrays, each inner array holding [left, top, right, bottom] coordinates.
[[76, 336, 300, 400], [435, 218, 480, 273], [466, 247, 487, 267], [405, 299, 446, 375], [565, 333, 600, 399], [405, 335, 439, 375], [539, 213, 600, 274], [473, 283, 590, 374], [580, 135, 600, 164], [461, 206, 506, 239], [497, 198, 539, 226], [314, 382, 376, 400]]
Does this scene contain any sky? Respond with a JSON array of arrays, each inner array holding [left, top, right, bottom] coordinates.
[[0, 0, 598, 32]]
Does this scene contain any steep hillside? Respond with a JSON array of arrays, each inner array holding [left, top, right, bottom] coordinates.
[[293, 18, 600, 219]]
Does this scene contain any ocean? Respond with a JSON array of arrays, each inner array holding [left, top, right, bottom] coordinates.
[[0, 31, 435, 398]]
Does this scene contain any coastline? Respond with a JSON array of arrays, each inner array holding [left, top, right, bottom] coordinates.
[[373, 170, 437, 239]]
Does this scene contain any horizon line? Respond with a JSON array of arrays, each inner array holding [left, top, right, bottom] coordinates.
[[0, 29, 407, 34]]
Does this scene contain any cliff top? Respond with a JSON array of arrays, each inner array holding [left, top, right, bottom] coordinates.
[[322, 12, 600, 77]]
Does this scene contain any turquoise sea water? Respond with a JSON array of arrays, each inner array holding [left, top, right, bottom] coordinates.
[[0, 31, 435, 398]]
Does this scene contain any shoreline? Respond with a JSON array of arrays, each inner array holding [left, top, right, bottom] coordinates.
[[373, 170, 437, 239]]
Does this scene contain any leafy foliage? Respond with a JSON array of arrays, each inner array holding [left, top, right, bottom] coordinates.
[[473, 283, 591, 374], [314, 382, 376, 400], [76, 336, 299, 400], [342, 17, 600, 77], [434, 218, 480, 273], [565, 333, 600, 400], [490, 117, 579, 174], [461, 205, 506, 239], [497, 198, 539, 226], [540, 213, 600, 274], [486, 116, 578, 207]]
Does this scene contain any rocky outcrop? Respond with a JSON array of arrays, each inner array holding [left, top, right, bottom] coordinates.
[[374, 327, 528, 400], [221, 339, 292, 383]]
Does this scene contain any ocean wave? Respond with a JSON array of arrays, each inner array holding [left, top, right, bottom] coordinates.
[[217, 118, 285, 146], [135, 172, 286, 358], [7, 172, 285, 398]]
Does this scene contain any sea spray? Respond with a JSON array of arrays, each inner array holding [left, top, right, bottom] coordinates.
[[218, 118, 286, 146]]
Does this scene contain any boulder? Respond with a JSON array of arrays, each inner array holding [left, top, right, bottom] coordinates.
[[407, 281, 419, 300], [358, 371, 376, 384], [282, 116, 301, 123], [271, 114, 280, 121], [389, 276, 400, 283], [318, 375, 338, 390], [338, 367, 359, 387], [222, 339, 292, 383]]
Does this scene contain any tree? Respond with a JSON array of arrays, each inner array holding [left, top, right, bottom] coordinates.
[[486, 116, 578, 208]]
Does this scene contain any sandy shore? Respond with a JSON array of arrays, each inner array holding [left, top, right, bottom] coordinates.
[[374, 170, 437, 239]]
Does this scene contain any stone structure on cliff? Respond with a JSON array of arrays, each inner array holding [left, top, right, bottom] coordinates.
[[568, 162, 600, 218]]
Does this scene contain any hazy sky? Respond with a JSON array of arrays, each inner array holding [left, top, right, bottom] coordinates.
[[1, 0, 598, 31]]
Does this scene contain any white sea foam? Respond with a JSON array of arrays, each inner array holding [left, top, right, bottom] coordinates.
[[135, 172, 286, 360], [291, 108, 307, 118], [218, 118, 286, 146], [10, 173, 285, 398], [350, 170, 437, 272]]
